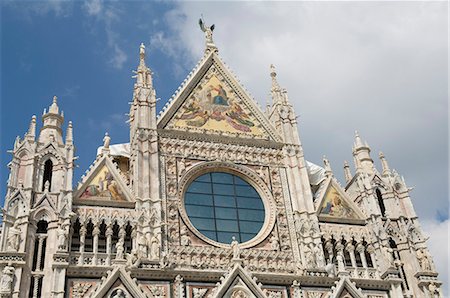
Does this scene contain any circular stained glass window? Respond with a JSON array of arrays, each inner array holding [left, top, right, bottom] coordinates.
[[184, 172, 265, 244]]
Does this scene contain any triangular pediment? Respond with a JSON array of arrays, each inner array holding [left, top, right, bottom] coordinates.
[[91, 266, 146, 298], [158, 52, 281, 143], [74, 156, 134, 205], [331, 276, 366, 298], [211, 264, 266, 298], [316, 178, 365, 223]]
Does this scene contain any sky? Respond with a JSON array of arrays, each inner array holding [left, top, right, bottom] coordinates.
[[1, 0, 448, 294]]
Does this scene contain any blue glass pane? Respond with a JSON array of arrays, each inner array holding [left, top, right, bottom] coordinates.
[[217, 232, 239, 244], [185, 193, 213, 206], [198, 230, 217, 241], [235, 185, 259, 198], [215, 207, 237, 220], [240, 233, 254, 242], [186, 205, 214, 218], [188, 181, 212, 194], [195, 173, 211, 182], [185, 171, 266, 244], [213, 184, 235, 195], [238, 209, 265, 222], [216, 219, 239, 232], [239, 221, 263, 233], [236, 197, 264, 210], [234, 176, 248, 185], [214, 195, 236, 207], [212, 172, 233, 184], [190, 217, 215, 230]]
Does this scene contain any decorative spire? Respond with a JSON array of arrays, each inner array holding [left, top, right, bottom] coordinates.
[[270, 64, 281, 91], [343, 160, 352, 183], [353, 153, 362, 173], [199, 17, 217, 53], [49, 95, 59, 114], [103, 132, 111, 150], [26, 115, 36, 141], [379, 152, 391, 176], [139, 43, 146, 68], [323, 156, 333, 177], [65, 121, 73, 145], [354, 130, 364, 149], [134, 43, 153, 88]]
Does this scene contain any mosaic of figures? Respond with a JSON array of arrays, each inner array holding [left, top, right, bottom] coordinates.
[[319, 186, 357, 219], [172, 75, 264, 136], [80, 165, 126, 201]]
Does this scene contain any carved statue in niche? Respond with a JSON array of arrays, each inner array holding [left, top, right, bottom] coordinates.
[[57, 223, 68, 250], [44, 180, 50, 192], [0, 263, 14, 294], [149, 233, 160, 259], [137, 233, 147, 258], [231, 289, 248, 298], [270, 235, 280, 251], [115, 238, 125, 260], [6, 222, 21, 252], [111, 288, 126, 298], [416, 249, 432, 271], [313, 244, 326, 268], [231, 236, 241, 259], [304, 245, 316, 268], [178, 158, 186, 177], [383, 246, 395, 267], [180, 225, 190, 246]]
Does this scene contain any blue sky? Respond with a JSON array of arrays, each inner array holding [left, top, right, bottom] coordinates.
[[1, 1, 448, 292]]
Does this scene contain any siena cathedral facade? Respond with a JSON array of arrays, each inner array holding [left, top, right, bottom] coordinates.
[[0, 24, 443, 298]]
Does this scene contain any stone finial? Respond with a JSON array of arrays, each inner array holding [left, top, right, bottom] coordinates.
[[199, 17, 217, 52], [270, 64, 281, 91], [379, 151, 391, 176], [49, 95, 60, 114], [103, 132, 111, 150], [66, 121, 73, 144], [323, 155, 333, 177], [26, 115, 37, 141], [354, 130, 364, 149], [343, 160, 352, 183]]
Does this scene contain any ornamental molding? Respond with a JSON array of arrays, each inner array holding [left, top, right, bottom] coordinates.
[[177, 161, 277, 249]]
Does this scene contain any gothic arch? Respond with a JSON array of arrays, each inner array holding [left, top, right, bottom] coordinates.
[[30, 205, 57, 223]]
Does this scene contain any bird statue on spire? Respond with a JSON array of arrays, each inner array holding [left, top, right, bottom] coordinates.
[[199, 17, 217, 52]]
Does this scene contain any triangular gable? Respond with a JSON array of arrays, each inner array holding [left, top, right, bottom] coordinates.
[[158, 51, 282, 143], [330, 276, 366, 298], [33, 193, 57, 210], [316, 178, 365, 223], [91, 266, 146, 298], [74, 156, 133, 204], [211, 264, 266, 298]]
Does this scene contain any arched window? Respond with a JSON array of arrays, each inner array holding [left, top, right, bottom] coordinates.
[[124, 223, 133, 254], [376, 188, 386, 217], [71, 219, 81, 251], [98, 221, 107, 253], [42, 160, 53, 191], [85, 221, 94, 253], [30, 220, 48, 298]]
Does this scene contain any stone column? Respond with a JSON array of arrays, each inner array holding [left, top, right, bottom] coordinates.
[[131, 225, 137, 251], [367, 245, 377, 269], [325, 241, 334, 264], [105, 225, 113, 266], [78, 224, 86, 265], [35, 235, 46, 271], [335, 243, 346, 274], [346, 243, 357, 268], [356, 244, 368, 268], [92, 223, 100, 265]]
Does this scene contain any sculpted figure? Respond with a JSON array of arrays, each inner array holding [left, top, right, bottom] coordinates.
[[44, 180, 50, 192], [6, 222, 21, 252], [115, 238, 124, 260], [112, 289, 126, 298], [103, 132, 110, 149], [57, 224, 68, 250], [313, 245, 326, 268], [150, 234, 160, 259], [417, 249, 432, 271], [180, 226, 190, 246], [198, 19, 215, 47], [0, 263, 14, 293], [270, 235, 280, 251], [231, 236, 240, 259]]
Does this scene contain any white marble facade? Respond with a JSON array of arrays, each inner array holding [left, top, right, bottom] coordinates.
[[0, 23, 443, 298]]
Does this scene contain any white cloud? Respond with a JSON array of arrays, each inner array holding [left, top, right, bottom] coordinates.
[[422, 219, 449, 295], [82, 0, 127, 69], [157, 1, 447, 220]]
